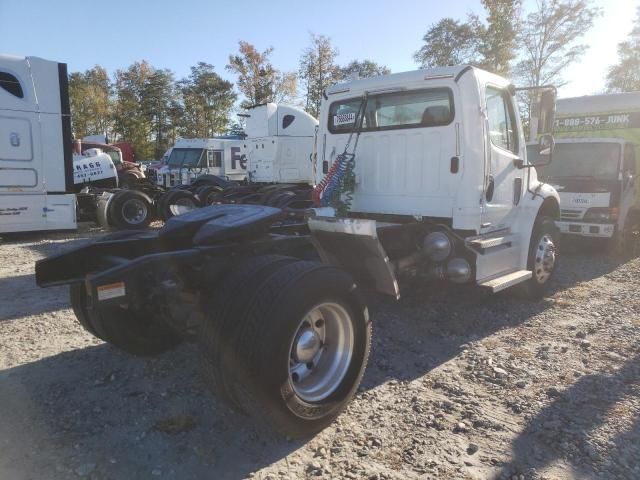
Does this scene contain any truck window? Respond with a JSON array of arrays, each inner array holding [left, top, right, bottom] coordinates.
[[486, 87, 518, 154], [0, 72, 24, 98], [207, 150, 222, 168], [328, 88, 454, 133], [624, 144, 636, 174], [168, 148, 204, 168], [536, 143, 621, 181]]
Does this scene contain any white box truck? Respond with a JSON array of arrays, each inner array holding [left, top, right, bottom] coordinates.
[[531, 93, 640, 254]]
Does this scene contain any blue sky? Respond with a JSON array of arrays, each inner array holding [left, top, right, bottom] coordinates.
[[0, 0, 636, 98]]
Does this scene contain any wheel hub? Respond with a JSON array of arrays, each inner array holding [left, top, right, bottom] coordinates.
[[294, 329, 322, 363], [288, 302, 354, 403], [122, 198, 147, 225], [534, 233, 556, 283]]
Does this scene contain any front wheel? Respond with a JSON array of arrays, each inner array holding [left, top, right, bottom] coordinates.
[[199, 258, 372, 438], [515, 216, 559, 299]]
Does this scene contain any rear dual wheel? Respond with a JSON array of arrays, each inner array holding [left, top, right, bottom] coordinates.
[[158, 189, 201, 222], [108, 190, 154, 230], [198, 256, 371, 438]]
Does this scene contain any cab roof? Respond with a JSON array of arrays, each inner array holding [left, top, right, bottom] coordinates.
[[325, 65, 500, 96]]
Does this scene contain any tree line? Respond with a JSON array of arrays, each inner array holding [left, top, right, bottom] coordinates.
[[69, 38, 389, 159], [70, 0, 640, 159]]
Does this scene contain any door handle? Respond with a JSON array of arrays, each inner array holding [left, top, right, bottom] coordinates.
[[450, 156, 459, 173], [486, 175, 495, 202]]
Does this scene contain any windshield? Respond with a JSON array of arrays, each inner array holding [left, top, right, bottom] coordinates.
[[532, 142, 621, 181], [105, 151, 122, 165], [167, 148, 204, 168]]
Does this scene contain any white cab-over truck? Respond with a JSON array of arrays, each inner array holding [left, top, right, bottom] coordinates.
[[531, 93, 640, 254], [37, 65, 559, 437], [147, 137, 246, 189]]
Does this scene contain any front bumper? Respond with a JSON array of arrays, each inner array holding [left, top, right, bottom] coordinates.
[[557, 221, 615, 238]]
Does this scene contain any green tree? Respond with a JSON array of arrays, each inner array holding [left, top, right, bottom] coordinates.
[[143, 68, 177, 157], [413, 17, 483, 68], [112, 61, 156, 159], [478, 0, 522, 76], [226, 41, 298, 108], [339, 59, 390, 80], [178, 62, 237, 138], [68, 66, 112, 139], [299, 34, 341, 118], [606, 7, 640, 92], [515, 0, 601, 88]]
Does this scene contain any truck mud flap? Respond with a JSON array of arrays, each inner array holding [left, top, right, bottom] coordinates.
[[308, 217, 400, 298]]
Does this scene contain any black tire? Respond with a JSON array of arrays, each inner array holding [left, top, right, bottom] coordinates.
[[108, 190, 154, 230], [515, 216, 559, 299], [70, 283, 102, 339], [195, 185, 224, 206], [159, 189, 201, 221], [87, 299, 181, 356], [200, 258, 371, 438], [199, 255, 299, 411]]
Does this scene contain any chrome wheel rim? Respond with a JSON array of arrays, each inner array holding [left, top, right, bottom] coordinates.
[[534, 233, 556, 283], [121, 198, 148, 225], [288, 302, 354, 403], [169, 197, 197, 216]]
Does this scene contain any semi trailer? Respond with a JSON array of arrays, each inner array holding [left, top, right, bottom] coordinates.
[[37, 65, 559, 437], [530, 93, 640, 255]]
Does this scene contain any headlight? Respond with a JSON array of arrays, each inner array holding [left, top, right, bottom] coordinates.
[[583, 207, 618, 223]]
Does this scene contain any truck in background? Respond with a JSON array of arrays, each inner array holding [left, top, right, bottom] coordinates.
[[531, 93, 640, 255], [147, 137, 246, 189], [242, 102, 317, 184], [0, 54, 77, 234]]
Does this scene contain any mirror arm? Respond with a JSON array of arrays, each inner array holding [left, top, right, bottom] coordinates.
[[513, 158, 536, 169]]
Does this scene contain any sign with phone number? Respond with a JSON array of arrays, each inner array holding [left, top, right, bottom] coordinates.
[[555, 112, 640, 132]]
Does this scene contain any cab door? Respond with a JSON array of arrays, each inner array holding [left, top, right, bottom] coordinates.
[[480, 86, 522, 232]]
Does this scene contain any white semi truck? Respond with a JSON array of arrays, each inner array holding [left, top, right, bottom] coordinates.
[[0, 54, 171, 233], [242, 102, 317, 184], [530, 93, 640, 255], [0, 54, 77, 233], [37, 65, 559, 437]]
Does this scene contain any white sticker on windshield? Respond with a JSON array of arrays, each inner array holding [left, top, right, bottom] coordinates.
[[334, 112, 356, 126]]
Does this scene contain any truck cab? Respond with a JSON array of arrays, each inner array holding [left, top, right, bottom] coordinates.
[[150, 137, 246, 188], [544, 93, 640, 253], [0, 54, 76, 233], [531, 138, 636, 240], [241, 103, 318, 184], [310, 66, 560, 296]]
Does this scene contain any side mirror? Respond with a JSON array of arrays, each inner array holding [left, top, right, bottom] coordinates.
[[538, 89, 556, 135], [531, 134, 555, 167]]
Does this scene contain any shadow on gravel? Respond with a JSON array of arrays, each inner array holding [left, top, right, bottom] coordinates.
[[0, 274, 69, 321], [0, 342, 303, 480], [495, 352, 640, 479]]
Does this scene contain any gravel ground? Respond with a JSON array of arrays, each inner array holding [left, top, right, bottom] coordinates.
[[0, 226, 638, 480]]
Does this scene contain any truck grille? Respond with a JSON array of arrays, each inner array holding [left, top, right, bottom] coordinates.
[[560, 208, 584, 221]]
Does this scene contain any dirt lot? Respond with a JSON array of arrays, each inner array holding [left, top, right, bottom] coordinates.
[[0, 227, 638, 480]]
